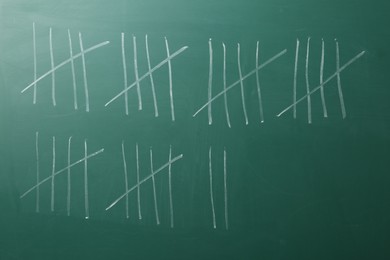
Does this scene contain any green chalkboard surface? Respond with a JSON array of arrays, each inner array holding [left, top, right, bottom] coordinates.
[[1, 0, 390, 259]]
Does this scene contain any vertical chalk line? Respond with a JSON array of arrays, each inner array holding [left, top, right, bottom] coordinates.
[[136, 143, 142, 220], [33, 23, 37, 104], [68, 30, 78, 110], [335, 39, 347, 119], [168, 145, 174, 228], [84, 140, 89, 219], [222, 43, 231, 128], [67, 136, 72, 216], [237, 43, 249, 125], [146, 35, 159, 117], [121, 141, 129, 219], [133, 35, 142, 110], [79, 33, 90, 112], [293, 39, 300, 119], [49, 28, 56, 106], [51, 136, 56, 212], [320, 39, 328, 117], [224, 148, 228, 230], [305, 37, 312, 124], [35, 132, 40, 213], [208, 39, 213, 125], [209, 147, 216, 229], [255, 41, 264, 123], [165, 37, 175, 121], [121, 33, 129, 115], [150, 147, 160, 225]]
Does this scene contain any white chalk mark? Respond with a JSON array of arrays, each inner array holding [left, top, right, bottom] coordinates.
[[193, 49, 287, 117], [335, 39, 347, 119], [121, 33, 129, 115], [67, 136, 72, 216], [105, 46, 188, 107], [84, 140, 89, 219], [132, 35, 142, 110], [79, 33, 90, 112], [320, 39, 328, 117], [293, 39, 299, 119], [222, 43, 231, 128], [237, 43, 249, 125], [208, 39, 213, 125], [150, 148, 160, 225], [105, 153, 184, 211], [168, 146, 174, 228], [20, 148, 104, 199], [224, 148, 228, 230], [136, 143, 142, 220], [51, 136, 56, 212], [49, 28, 56, 106], [209, 147, 216, 229], [276, 51, 365, 117], [68, 30, 78, 110], [122, 141, 129, 219], [35, 132, 40, 213], [255, 41, 264, 123], [22, 41, 110, 93], [32, 23, 37, 104], [165, 37, 175, 121], [305, 37, 312, 124], [146, 35, 159, 117]]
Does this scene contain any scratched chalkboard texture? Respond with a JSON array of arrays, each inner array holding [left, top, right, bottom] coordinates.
[[1, 0, 390, 259]]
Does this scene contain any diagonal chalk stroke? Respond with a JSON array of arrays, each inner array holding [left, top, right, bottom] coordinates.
[[20, 148, 104, 199], [105, 46, 189, 107], [193, 49, 287, 118], [276, 50, 365, 117], [21, 41, 110, 93], [105, 153, 183, 211]]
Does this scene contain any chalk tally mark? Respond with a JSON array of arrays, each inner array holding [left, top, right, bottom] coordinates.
[[20, 138, 104, 200], [105, 146, 183, 214], [193, 45, 287, 123], [105, 37, 188, 108], [277, 41, 365, 118], [23, 24, 110, 110]]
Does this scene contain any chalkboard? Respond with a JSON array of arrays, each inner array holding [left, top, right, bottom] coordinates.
[[1, 0, 389, 259]]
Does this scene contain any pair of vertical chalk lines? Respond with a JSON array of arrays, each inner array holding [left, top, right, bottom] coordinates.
[[107, 143, 183, 228], [208, 147, 228, 230], [21, 132, 104, 219], [24, 23, 110, 111], [107, 34, 188, 121], [194, 39, 287, 126], [278, 38, 365, 121]]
